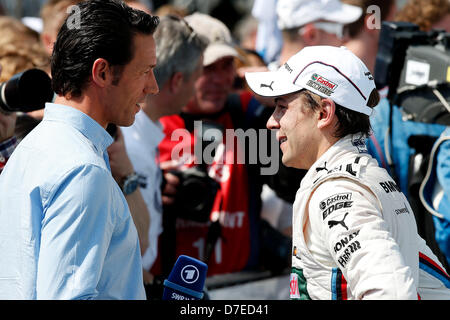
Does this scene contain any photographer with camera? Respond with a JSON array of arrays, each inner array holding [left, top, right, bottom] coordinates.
[[120, 14, 208, 298], [0, 63, 17, 173], [0, 0, 160, 299], [0, 15, 52, 173], [0, 88, 17, 174], [0, 67, 52, 172]]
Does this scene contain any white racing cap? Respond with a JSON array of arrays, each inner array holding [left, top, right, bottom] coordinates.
[[277, 0, 363, 30], [245, 46, 377, 116]]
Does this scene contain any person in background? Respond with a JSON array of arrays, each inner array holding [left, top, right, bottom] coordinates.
[[0, 16, 50, 172], [273, 0, 362, 70], [0, 16, 49, 78], [396, 0, 450, 31], [342, 0, 397, 74], [120, 14, 208, 298], [0, 66, 18, 174], [251, 0, 282, 65], [246, 45, 450, 299], [40, 0, 82, 57], [0, 0, 159, 299]]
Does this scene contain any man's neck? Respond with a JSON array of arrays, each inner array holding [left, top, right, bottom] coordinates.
[[53, 94, 107, 128], [279, 41, 305, 65], [344, 35, 377, 74]]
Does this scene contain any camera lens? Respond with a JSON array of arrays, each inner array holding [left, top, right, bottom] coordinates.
[[0, 68, 54, 113]]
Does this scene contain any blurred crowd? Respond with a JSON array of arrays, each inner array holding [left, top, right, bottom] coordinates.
[[0, 0, 449, 299]]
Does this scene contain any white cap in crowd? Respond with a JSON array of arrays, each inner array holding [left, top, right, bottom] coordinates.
[[185, 12, 239, 66], [277, 0, 363, 30], [245, 46, 377, 116]]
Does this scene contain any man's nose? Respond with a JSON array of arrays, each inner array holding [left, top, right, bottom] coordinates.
[[266, 113, 279, 130], [145, 72, 159, 95]]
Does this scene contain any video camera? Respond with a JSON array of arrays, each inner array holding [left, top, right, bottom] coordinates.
[[0, 68, 54, 114], [375, 21, 450, 125]]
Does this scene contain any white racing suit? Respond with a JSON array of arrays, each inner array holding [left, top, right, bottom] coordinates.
[[290, 135, 450, 299]]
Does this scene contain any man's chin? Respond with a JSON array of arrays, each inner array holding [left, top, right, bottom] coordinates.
[[281, 154, 299, 169], [115, 117, 136, 128]]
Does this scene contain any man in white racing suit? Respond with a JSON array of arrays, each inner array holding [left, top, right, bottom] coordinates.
[[245, 45, 450, 299]]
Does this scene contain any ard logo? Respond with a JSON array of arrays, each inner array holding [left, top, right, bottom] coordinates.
[[181, 265, 200, 284]]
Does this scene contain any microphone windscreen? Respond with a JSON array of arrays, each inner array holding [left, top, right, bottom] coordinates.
[[162, 255, 208, 300]]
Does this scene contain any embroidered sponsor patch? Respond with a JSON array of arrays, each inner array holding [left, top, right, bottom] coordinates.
[[320, 192, 353, 220], [379, 180, 401, 193], [328, 212, 350, 230], [333, 230, 362, 269], [306, 73, 338, 96]]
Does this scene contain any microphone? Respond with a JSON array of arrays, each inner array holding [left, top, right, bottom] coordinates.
[[162, 255, 208, 300]]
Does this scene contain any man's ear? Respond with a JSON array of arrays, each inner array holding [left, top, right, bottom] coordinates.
[[168, 72, 184, 93], [40, 32, 55, 56], [317, 98, 336, 129], [300, 23, 320, 46], [91, 58, 111, 88]]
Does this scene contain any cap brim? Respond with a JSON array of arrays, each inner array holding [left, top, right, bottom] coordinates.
[[204, 43, 240, 66], [245, 70, 303, 97], [327, 3, 362, 24]]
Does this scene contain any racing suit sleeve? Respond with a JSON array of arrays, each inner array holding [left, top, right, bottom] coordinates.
[[308, 179, 418, 299]]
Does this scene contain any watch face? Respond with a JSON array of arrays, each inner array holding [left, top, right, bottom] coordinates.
[[123, 174, 139, 195]]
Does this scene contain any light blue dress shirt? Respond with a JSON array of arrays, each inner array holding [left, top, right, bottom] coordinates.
[[0, 103, 145, 299]]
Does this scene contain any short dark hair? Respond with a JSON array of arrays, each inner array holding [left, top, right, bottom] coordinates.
[[51, 0, 159, 97], [302, 89, 379, 138]]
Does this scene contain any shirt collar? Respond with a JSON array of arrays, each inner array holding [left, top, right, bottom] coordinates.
[[43, 103, 114, 153]]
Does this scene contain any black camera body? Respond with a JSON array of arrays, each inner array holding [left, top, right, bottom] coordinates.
[[0, 68, 54, 114], [167, 120, 222, 222], [170, 166, 220, 222], [375, 21, 450, 125]]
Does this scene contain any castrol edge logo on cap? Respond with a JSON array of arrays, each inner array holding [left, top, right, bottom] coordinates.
[[306, 73, 338, 96]]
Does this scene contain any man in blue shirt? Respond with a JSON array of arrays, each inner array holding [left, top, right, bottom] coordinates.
[[0, 0, 159, 299]]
